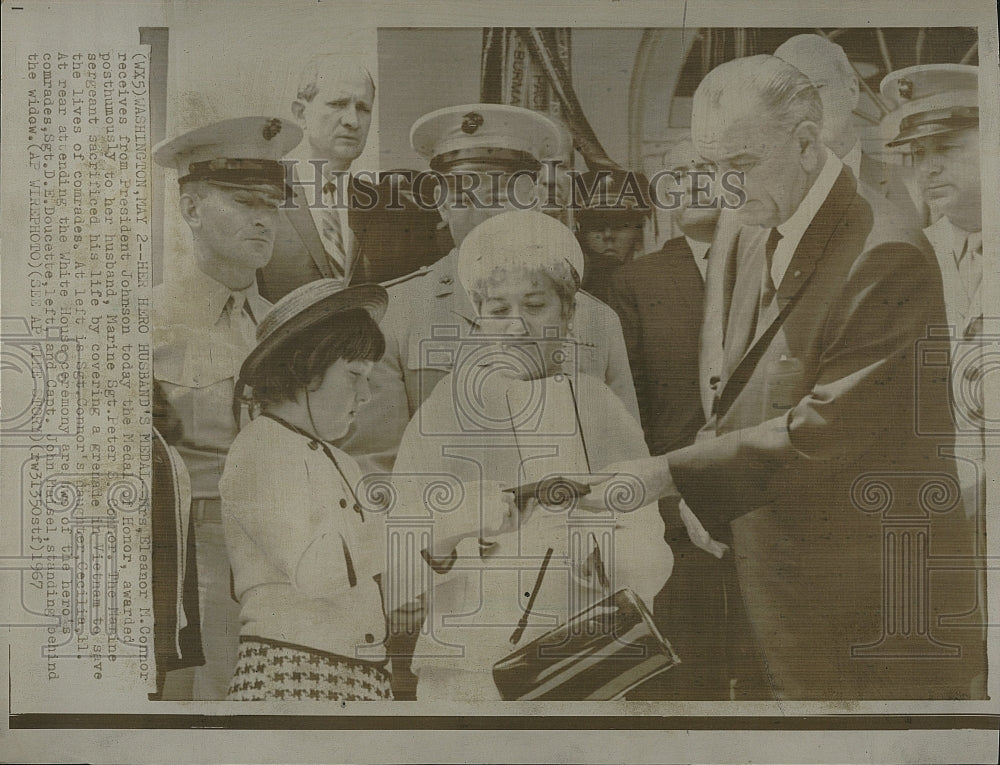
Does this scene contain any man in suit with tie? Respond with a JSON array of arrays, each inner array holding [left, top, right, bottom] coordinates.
[[153, 116, 301, 698], [609, 138, 718, 458], [258, 56, 373, 300], [775, 34, 923, 223], [584, 55, 983, 699]]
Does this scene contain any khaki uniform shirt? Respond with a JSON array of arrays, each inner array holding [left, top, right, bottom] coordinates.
[[924, 216, 986, 516], [153, 269, 271, 499]]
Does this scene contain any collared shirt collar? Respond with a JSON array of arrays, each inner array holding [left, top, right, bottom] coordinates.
[[924, 216, 982, 266], [686, 236, 712, 281], [176, 266, 267, 327], [772, 149, 843, 288], [954, 225, 982, 266], [842, 142, 862, 180]]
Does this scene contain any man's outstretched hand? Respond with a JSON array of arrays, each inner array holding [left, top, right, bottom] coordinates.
[[578, 455, 677, 513]]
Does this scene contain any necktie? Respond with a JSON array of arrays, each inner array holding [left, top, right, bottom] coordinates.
[[953, 232, 982, 338], [758, 228, 783, 325], [320, 181, 347, 280], [226, 292, 258, 351]]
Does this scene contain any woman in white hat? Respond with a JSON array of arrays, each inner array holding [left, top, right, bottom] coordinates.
[[221, 279, 515, 701], [391, 211, 674, 701]]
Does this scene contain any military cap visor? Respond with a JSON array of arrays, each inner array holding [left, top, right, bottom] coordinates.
[[153, 116, 301, 190], [886, 106, 979, 147], [411, 104, 563, 174], [431, 147, 541, 173], [879, 64, 979, 149], [181, 158, 290, 191]]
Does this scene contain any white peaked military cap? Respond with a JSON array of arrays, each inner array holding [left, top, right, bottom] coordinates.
[[880, 64, 978, 147], [410, 104, 564, 173], [458, 210, 585, 294], [153, 116, 302, 188]]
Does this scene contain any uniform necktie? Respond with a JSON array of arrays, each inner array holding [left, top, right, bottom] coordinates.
[[320, 181, 348, 281], [226, 292, 258, 351], [958, 232, 983, 338]]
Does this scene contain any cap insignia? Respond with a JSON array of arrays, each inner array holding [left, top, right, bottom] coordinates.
[[461, 112, 484, 134], [897, 78, 913, 100], [263, 118, 283, 141]]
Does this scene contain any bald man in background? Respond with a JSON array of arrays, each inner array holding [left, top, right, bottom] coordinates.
[[775, 33, 923, 222]]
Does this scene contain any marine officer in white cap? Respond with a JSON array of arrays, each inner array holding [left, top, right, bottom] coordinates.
[[152, 116, 301, 699], [341, 104, 639, 477], [882, 63, 985, 522]]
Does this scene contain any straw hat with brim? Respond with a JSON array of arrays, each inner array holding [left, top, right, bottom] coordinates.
[[239, 279, 388, 387]]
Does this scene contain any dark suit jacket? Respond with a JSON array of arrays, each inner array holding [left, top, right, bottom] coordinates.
[[609, 237, 706, 458], [858, 151, 926, 227], [666, 168, 983, 699], [350, 172, 452, 285], [257, 172, 449, 302]]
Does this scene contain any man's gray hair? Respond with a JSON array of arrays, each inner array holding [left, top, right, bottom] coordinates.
[[296, 55, 375, 103], [694, 54, 823, 133]]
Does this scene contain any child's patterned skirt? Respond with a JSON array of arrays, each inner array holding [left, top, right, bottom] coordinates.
[[227, 636, 392, 701]]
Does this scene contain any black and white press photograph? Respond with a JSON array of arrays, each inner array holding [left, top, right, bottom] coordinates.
[[1, 1, 997, 763]]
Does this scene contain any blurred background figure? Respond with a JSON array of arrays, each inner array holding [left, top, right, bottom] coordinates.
[[573, 168, 651, 303], [610, 138, 717, 457], [775, 33, 921, 221]]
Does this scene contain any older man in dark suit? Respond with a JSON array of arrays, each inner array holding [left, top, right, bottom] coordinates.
[[585, 55, 983, 700], [609, 138, 717, 457]]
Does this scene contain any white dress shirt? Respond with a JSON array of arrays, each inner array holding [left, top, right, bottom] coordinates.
[[924, 216, 983, 337], [842, 141, 862, 181], [771, 149, 843, 289], [923, 215, 985, 518]]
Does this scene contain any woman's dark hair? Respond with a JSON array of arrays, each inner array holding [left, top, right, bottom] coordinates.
[[250, 308, 385, 410]]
